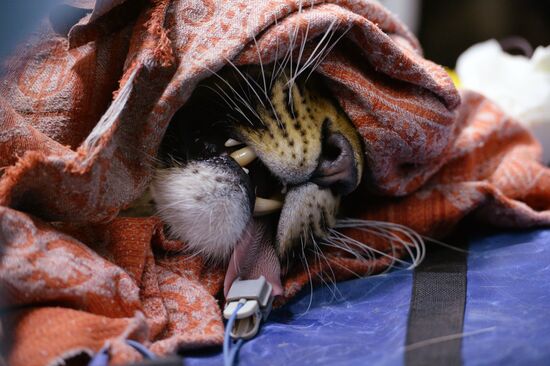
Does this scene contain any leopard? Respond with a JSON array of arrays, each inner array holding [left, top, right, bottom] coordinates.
[[127, 33, 424, 296]]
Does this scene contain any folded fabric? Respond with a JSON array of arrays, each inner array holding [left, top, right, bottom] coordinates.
[[1, 1, 549, 365]]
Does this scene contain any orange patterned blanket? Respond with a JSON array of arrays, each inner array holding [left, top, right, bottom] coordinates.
[[1, 1, 549, 365]]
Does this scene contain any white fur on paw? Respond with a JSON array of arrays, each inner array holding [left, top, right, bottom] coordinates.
[[151, 160, 251, 262]]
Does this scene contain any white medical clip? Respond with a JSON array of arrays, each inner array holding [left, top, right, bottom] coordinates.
[[223, 276, 274, 340]]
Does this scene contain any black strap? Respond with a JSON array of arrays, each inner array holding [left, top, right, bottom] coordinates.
[[405, 236, 468, 366]]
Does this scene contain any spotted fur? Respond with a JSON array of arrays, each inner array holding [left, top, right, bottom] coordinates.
[[149, 67, 365, 260], [236, 73, 364, 186]]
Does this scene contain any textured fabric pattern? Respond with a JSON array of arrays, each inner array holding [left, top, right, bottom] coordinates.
[[0, 1, 549, 365], [405, 240, 468, 366]]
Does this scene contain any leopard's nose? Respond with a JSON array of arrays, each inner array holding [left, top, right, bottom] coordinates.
[[311, 131, 358, 195]]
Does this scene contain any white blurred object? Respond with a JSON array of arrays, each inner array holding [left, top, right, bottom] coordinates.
[[380, 0, 421, 34], [456, 40, 550, 164]]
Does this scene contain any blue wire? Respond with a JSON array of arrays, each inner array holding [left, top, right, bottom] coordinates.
[[89, 304, 250, 366], [87, 339, 157, 366], [224, 302, 245, 366], [87, 345, 109, 366], [125, 339, 156, 360], [228, 339, 244, 366]]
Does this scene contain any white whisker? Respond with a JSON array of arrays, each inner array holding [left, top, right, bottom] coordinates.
[[224, 57, 267, 110], [307, 24, 352, 82], [310, 230, 344, 301], [269, 17, 280, 90], [403, 327, 497, 352], [298, 233, 315, 316], [318, 239, 372, 277], [309, 246, 340, 302], [206, 84, 256, 126], [423, 236, 469, 253], [242, 72, 283, 128], [336, 218, 427, 266], [197, 63, 264, 125], [326, 231, 376, 264], [290, 19, 337, 86], [352, 226, 420, 266], [331, 229, 415, 268], [323, 218, 427, 272], [251, 33, 268, 97], [291, 9, 310, 89]]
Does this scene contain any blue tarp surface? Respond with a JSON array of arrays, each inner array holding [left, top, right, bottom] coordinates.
[[186, 229, 550, 366]]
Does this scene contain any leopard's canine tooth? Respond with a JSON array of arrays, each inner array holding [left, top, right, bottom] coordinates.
[[230, 146, 257, 166], [253, 197, 283, 216], [224, 138, 243, 147]]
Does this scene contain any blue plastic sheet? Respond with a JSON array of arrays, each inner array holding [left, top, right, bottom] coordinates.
[[186, 229, 550, 365], [463, 229, 550, 365]]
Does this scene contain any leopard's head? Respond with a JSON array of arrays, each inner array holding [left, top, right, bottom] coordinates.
[[151, 65, 364, 294]]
